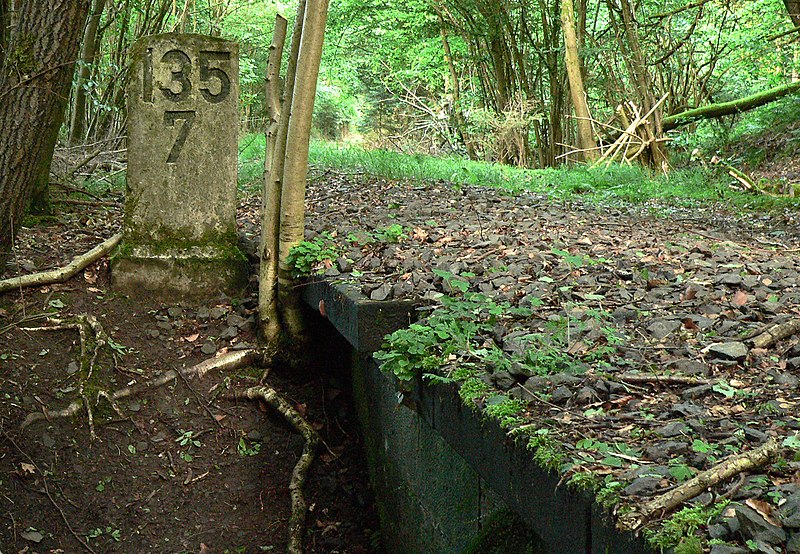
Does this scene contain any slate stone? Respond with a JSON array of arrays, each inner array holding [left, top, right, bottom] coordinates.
[[708, 523, 732, 539], [743, 427, 768, 443], [780, 491, 800, 528], [788, 532, 800, 554], [647, 319, 681, 340], [509, 386, 537, 402], [769, 370, 800, 387], [717, 273, 744, 287], [670, 402, 705, 417], [644, 441, 689, 462], [682, 384, 713, 400], [733, 504, 786, 545], [66, 361, 80, 375], [707, 341, 748, 362], [196, 307, 210, 320], [41, 433, 55, 448], [655, 421, 689, 438], [669, 359, 709, 376], [336, 257, 352, 273], [623, 476, 662, 496], [551, 386, 572, 404], [548, 373, 583, 387], [227, 314, 247, 328], [370, 283, 392, 301], [220, 326, 238, 339], [210, 307, 227, 320], [167, 307, 183, 318], [490, 371, 516, 390], [574, 386, 596, 404], [201, 341, 217, 355], [788, 357, 800, 371]]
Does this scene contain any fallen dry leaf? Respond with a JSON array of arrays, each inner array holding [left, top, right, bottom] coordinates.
[[732, 289, 748, 307]]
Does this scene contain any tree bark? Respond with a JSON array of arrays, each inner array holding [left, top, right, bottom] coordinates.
[[259, 12, 291, 343], [561, 0, 596, 161], [0, 0, 90, 268], [784, 0, 800, 29], [69, 0, 107, 145], [662, 81, 800, 130], [277, 0, 329, 338]]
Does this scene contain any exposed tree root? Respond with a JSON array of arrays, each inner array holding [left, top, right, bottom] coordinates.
[[619, 439, 779, 530], [237, 385, 320, 554], [0, 232, 121, 294], [748, 318, 800, 349], [21, 348, 267, 431]]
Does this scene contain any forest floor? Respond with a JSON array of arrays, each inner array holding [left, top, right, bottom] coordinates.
[[0, 196, 381, 553], [3, 161, 800, 553], [246, 171, 800, 552]]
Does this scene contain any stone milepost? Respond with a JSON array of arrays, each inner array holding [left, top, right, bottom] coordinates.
[[113, 33, 248, 299]]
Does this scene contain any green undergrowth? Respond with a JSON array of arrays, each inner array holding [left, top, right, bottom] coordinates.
[[235, 134, 800, 212]]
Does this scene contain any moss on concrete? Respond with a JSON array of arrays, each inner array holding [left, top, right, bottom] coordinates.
[[463, 509, 546, 554]]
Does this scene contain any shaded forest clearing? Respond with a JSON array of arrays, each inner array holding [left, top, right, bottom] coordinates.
[[0, 194, 380, 553]]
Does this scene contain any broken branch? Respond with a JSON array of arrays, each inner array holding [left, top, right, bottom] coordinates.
[[0, 233, 122, 294], [620, 439, 779, 530]]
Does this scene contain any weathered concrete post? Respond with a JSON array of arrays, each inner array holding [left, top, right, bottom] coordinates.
[[113, 33, 248, 299]]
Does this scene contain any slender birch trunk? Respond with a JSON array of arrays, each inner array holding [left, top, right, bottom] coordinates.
[[258, 13, 290, 342], [277, 0, 330, 338]]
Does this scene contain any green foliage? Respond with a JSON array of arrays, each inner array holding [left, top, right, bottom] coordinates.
[[484, 395, 526, 428], [374, 270, 535, 384], [646, 502, 729, 550], [285, 236, 341, 277]]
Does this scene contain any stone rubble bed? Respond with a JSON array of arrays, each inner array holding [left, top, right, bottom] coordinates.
[[241, 173, 800, 553]]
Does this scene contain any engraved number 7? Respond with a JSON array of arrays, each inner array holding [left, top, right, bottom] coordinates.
[[164, 110, 196, 163]]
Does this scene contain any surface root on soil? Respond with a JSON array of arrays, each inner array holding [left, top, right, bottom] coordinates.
[[238, 385, 321, 554], [0, 233, 122, 294], [21, 348, 268, 431]]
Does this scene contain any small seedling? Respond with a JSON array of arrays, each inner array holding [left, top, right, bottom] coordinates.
[[237, 437, 262, 457]]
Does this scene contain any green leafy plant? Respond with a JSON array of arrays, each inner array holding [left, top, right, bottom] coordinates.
[[646, 502, 728, 549], [285, 236, 340, 277], [237, 437, 262, 457]]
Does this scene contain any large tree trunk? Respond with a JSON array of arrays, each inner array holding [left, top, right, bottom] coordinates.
[[0, 0, 10, 61], [277, 0, 329, 338], [784, 0, 800, 28], [0, 0, 90, 268], [69, 0, 107, 145], [561, 0, 596, 161]]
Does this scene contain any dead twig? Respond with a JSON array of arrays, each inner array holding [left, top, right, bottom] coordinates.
[[749, 318, 800, 349], [619, 439, 779, 530], [21, 349, 267, 431]]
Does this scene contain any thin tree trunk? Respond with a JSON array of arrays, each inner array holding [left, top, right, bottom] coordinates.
[[0, 0, 90, 267], [438, 14, 476, 160], [258, 13, 290, 343], [561, 0, 596, 161], [277, 0, 330, 338], [69, 0, 107, 145]]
